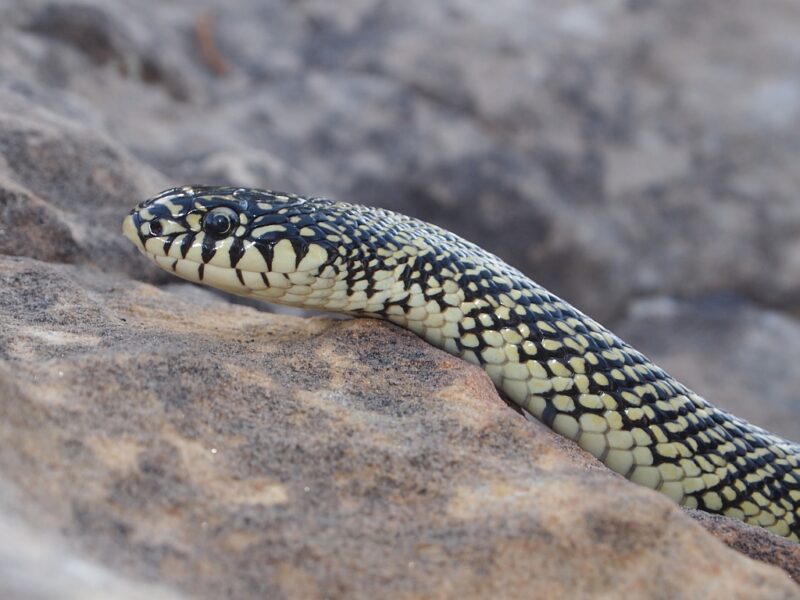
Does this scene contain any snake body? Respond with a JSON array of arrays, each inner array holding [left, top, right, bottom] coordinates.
[[123, 185, 800, 540]]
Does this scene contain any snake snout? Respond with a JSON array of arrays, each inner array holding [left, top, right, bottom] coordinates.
[[122, 212, 145, 251]]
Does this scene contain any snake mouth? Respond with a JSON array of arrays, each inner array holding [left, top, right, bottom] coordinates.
[[147, 251, 256, 293], [143, 249, 302, 301]]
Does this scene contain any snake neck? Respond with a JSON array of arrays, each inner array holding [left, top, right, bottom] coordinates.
[[239, 203, 482, 318]]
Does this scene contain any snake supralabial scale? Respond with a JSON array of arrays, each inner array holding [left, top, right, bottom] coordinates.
[[123, 185, 800, 541]]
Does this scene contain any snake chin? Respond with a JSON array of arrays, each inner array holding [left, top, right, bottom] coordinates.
[[148, 253, 247, 296], [146, 252, 315, 307]]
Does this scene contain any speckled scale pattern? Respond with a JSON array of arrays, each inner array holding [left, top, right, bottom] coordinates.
[[124, 186, 800, 541]]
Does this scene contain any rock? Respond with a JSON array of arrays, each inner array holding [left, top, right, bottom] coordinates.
[[0, 258, 800, 598], [0, 89, 167, 279], [0, 483, 184, 600], [0, 255, 798, 599], [688, 508, 800, 583]]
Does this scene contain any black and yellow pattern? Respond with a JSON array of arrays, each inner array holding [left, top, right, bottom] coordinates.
[[123, 186, 800, 540]]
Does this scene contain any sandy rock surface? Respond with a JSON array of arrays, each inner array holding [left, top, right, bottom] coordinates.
[[688, 509, 800, 582], [0, 0, 799, 598], [0, 256, 797, 599]]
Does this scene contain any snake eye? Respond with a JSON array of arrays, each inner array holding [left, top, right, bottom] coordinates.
[[203, 207, 239, 238], [149, 220, 163, 236]]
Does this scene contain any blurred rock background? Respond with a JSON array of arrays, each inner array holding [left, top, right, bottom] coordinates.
[[1, 0, 800, 597]]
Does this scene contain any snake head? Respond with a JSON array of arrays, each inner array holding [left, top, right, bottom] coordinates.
[[122, 185, 337, 300]]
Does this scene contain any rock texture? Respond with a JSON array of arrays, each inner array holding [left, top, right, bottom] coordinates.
[[0, 485, 183, 600], [0, 256, 797, 599], [689, 508, 800, 582], [0, 0, 799, 598]]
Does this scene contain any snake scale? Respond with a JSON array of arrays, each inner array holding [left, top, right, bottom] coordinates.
[[123, 185, 800, 541]]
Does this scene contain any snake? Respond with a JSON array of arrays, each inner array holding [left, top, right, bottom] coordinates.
[[123, 185, 800, 541]]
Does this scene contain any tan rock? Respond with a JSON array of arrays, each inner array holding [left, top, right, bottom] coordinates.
[[0, 256, 796, 599], [689, 508, 800, 583]]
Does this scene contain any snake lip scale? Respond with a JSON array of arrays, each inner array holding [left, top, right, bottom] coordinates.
[[123, 185, 800, 541]]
